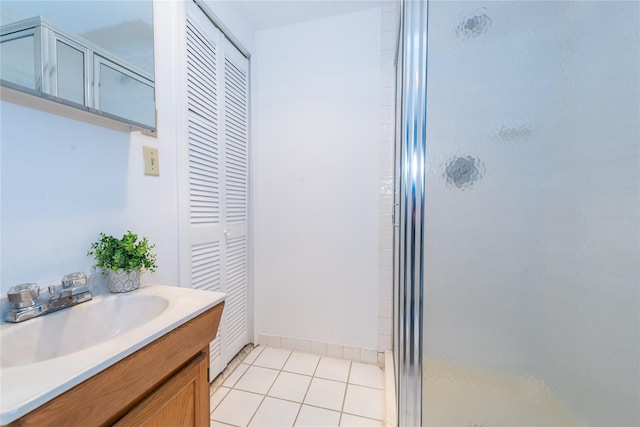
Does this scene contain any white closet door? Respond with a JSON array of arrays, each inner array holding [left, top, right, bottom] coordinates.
[[184, 1, 250, 381], [185, 5, 224, 377], [220, 37, 249, 364]]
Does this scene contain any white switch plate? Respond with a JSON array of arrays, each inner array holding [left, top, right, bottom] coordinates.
[[143, 146, 160, 176]]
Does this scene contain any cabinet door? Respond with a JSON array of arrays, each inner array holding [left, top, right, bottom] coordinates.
[[94, 55, 155, 128], [112, 352, 209, 427], [0, 28, 38, 90], [55, 38, 86, 105]]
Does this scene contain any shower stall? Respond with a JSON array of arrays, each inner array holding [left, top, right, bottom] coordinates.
[[395, 1, 640, 426]]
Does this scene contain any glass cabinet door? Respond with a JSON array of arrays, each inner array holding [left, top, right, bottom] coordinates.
[[95, 56, 155, 128], [55, 38, 86, 105], [0, 29, 37, 90]]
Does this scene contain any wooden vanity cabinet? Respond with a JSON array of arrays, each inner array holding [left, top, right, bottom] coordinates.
[[113, 351, 209, 427], [6, 302, 224, 427]]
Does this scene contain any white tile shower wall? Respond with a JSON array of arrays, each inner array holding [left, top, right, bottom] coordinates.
[[259, 334, 379, 365], [377, 2, 400, 359]]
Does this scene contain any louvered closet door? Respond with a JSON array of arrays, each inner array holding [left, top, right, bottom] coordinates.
[[219, 37, 249, 365], [186, 6, 224, 377], [185, 1, 249, 381]]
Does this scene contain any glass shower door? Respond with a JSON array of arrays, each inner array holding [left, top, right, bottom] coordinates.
[[419, 1, 639, 426]]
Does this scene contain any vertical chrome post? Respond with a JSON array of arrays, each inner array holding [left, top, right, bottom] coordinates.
[[397, 0, 428, 425]]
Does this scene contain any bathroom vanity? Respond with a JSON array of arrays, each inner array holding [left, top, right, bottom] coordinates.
[[0, 285, 225, 426]]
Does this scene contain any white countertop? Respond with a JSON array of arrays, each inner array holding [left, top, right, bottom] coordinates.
[[0, 284, 225, 425]]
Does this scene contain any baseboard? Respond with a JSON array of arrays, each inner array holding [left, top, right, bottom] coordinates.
[[258, 333, 384, 365]]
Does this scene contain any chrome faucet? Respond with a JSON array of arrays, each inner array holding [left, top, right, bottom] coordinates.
[[4, 272, 93, 323]]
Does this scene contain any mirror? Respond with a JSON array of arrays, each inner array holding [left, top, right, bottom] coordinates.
[[0, 1, 155, 131]]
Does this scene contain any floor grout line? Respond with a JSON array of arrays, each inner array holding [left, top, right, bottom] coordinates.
[[210, 386, 231, 414], [244, 393, 267, 427], [292, 355, 321, 426], [340, 410, 384, 422], [210, 420, 239, 427], [211, 345, 384, 427], [337, 360, 353, 426]]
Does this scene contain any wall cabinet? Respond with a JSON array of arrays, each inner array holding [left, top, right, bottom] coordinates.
[[0, 17, 156, 130], [4, 302, 224, 427]]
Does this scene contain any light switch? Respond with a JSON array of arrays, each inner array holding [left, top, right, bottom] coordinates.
[[143, 146, 160, 176]]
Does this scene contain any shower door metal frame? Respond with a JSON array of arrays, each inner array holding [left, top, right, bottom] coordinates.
[[395, 0, 428, 425]]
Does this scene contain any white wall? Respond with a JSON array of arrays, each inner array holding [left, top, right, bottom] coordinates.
[[0, 0, 255, 295], [252, 8, 381, 351], [422, 1, 639, 425]]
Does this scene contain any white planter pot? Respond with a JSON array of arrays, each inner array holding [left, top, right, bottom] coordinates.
[[108, 269, 140, 293]]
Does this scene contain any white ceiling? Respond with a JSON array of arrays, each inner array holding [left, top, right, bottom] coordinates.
[[231, 0, 396, 31]]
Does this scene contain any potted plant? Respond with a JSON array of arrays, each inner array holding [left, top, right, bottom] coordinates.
[[88, 231, 157, 293]]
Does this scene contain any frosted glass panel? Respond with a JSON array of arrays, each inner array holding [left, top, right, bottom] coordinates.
[[98, 62, 154, 127], [56, 41, 84, 105], [0, 34, 36, 89], [422, 1, 639, 426]]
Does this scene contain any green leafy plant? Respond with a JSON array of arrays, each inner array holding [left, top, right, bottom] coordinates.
[[88, 231, 157, 274]]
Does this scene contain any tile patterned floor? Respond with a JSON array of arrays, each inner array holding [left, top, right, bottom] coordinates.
[[210, 346, 384, 427]]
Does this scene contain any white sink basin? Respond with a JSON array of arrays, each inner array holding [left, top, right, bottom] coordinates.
[[0, 284, 225, 425], [1, 294, 169, 368]]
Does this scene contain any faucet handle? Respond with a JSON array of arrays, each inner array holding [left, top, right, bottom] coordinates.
[[7, 283, 40, 309], [61, 272, 88, 288]]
